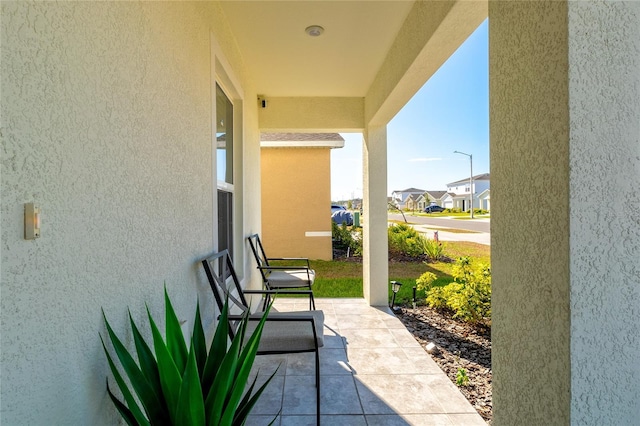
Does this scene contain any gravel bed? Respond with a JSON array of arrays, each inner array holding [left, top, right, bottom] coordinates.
[[396, 306, 492, 424]]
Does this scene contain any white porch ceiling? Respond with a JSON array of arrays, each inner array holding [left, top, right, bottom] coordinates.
[[219, 1, 415, 97]]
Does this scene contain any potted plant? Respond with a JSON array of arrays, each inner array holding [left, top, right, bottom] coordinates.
[[101, 288, 276, 425]]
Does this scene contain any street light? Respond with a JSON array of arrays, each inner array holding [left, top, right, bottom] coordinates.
[[454, 150, 474, 218]]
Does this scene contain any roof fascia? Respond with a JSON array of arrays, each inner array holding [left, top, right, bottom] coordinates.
[[365, 0, 488, 126]]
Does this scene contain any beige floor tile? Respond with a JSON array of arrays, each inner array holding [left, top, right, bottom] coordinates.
[[280, 414, 367, 426], [365, 414, 454, 425], [346, 347, 439, 376], [447, 413, 487, 425], [341, 328, 399, 348], [423, 375, 478, 414], [354, 374, 444, 415], [389, 327, 423, 348], [247, 375, 285, 415], [335, 313, 387, 329], [401, 347, 448, 374]]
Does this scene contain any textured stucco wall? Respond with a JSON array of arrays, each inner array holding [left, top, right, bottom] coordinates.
[[568, 2, 640, 424], [490, 1, 571, 424], [261, 148, 332, 260], [1, 1, 258, 423]]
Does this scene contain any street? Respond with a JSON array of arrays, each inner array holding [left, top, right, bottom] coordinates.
[[388, 213, 490, 245]]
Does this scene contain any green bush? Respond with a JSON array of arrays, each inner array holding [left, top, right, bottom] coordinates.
[[421, 237, 446, 261], [332, 222, 362, 256], [388, 223, 425, 257], [418, 257, 491, 324]]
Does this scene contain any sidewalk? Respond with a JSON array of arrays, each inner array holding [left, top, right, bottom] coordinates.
[[411, 224, 490, 246]]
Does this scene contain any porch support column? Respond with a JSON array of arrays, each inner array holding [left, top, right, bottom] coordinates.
[[491, 1, 639, 425], [362, 125, 389, 306]]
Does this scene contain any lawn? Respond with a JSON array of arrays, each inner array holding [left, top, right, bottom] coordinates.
[[307, 241, 490, 304]]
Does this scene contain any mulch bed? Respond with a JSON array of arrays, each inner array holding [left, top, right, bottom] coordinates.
[[396, 305, 492, 424]]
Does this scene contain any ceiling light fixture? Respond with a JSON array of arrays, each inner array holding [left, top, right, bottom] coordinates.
[[305, 25, 324, 37]]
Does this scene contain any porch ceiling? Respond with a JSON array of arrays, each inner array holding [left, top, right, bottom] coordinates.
[[219, 0, 415, 97]]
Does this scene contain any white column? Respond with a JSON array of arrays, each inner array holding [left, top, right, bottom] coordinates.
[[362, 125, 389, 306]]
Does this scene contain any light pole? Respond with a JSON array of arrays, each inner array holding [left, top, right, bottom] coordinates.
[[454, 150, 474, 218]]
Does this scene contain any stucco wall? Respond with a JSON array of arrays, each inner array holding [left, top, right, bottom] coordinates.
[[1, 1, 258, 423], [490, 1, 571, 424], [261, 147, 332, 260], [568, 2, 640, 424]]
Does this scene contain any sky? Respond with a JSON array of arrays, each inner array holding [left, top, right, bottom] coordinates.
[[331, 19, 489, 202]]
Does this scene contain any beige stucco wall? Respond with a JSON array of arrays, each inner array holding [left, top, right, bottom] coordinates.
[[568, 1, 640, 424], [491, 1, 640, 425], [1, 1, 260, 423], [490, 1, 571, 424], [261, 147, 332, 260]]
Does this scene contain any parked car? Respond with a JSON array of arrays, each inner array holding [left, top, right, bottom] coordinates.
[[331, 204, 346, 214], [331, 205, 353, 225], [424, 205, 445, 213]]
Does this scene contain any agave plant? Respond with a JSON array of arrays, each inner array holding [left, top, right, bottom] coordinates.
[[101, 288, 276, 425]]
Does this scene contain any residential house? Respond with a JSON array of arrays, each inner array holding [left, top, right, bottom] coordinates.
[[390, 188, 425, 210], [260, 133, 344, 260], [477, 188, 490, 211], [2, 2, 637, 425], [417, 190, 449, 211], [446, 173, 490, 211]]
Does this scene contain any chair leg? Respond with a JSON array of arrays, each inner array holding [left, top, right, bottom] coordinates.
[[315, 348, 320, 425], [309, 286, 316, 310]]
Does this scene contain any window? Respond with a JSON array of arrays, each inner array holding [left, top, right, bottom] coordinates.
[[216, 83, 233, 256], [216, 84, 233, 185]]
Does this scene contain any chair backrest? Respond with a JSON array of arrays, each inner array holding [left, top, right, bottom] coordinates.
[[247, 234, 271, 280], [201, 250, 250, 337]]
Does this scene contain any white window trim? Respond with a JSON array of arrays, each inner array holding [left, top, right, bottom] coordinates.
[[211, 34, 244, 268]]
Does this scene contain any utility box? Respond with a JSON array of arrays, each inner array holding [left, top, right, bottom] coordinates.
[[353, 211, 360, 227]]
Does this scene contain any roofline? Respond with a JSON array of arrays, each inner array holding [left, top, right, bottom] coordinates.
[[260, 140, 345, 149]]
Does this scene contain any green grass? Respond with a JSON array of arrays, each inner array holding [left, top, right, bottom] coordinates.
[[300, 241, 491, 304]]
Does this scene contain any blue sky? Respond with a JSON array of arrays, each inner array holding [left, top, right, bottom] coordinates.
[[331, 19, 488, 201]]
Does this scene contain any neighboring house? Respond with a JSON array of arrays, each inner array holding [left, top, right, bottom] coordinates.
[[261, 133, 344, 260], [478, 188, 491, 211], [390, 188, 425, 209], [446, 173, 490, 211], [418, 190, 449, 210], [405, 194, 420, 211]]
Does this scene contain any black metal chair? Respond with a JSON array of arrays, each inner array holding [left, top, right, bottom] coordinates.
[[247, 233, 316, 310], [201, 250, 323, 425]]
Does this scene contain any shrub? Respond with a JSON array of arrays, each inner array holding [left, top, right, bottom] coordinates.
[[332, 221, 362, 256], [420, 257, 491, 324], [388, 223, 425, 257], [421, 237, 446, 261]]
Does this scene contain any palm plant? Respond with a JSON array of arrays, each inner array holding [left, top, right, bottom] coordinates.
[[101, 288, 276, 425]]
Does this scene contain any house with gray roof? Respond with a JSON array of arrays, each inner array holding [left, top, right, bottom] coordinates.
[[445, 173, 490, 211]]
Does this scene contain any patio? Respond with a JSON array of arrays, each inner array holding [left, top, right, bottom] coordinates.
[[247, 298, 486, 425]]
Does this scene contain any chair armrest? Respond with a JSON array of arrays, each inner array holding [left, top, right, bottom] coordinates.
[[228, 314, 316, 322], [267, 257, 311, 267], [257, 265, 312, 271], [244, 289, 314, 297]]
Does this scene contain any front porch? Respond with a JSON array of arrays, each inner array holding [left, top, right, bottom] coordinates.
[[247, 298, 486, 425]]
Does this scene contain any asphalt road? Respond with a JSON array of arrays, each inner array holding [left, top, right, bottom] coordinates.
[[388, 213, 490, 233]]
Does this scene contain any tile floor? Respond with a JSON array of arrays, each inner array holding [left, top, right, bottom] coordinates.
[[246, 298, 487, 426]]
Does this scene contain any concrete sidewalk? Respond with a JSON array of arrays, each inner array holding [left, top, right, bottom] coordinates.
[[412, 224, 490, 246]]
